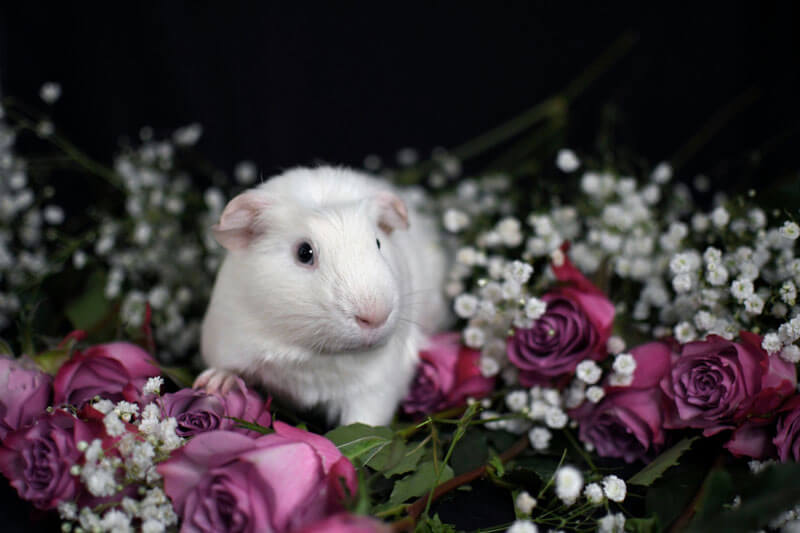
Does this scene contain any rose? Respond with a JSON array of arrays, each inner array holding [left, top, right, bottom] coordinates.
[[292, 513, 391, 533], [660, 332, 797, 435], [772, 396, 800, 462], [573, 342, 672, 463], [507, 251, 614, 386], [158, 421, 357, 532], [163, 378, 272, 437], [402, 333, 494, 416], [725, 419, 777, 459], [53, 342, 161, 407], [0, 355, 52, 439], [0, 410, 100, 509]]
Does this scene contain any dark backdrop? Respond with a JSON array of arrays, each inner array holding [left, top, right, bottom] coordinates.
[[2, 3, 799, 192], [0, 3, 799, 531]]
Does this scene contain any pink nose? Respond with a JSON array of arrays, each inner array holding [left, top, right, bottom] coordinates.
[[355, 310, 390, 329]]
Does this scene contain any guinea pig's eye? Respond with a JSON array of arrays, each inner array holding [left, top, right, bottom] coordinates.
[[376, 238, 381, 250], [296, 241, 315, 266]]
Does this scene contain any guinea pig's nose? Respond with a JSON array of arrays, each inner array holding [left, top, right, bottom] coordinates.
[[355, 309, 390, 329]]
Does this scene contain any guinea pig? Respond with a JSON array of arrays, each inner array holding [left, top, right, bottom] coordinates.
[[195, 166, 449, 426]]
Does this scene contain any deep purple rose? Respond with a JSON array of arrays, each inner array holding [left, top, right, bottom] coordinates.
[[158, 422, 358, 533], [573, 342, 672, 463], [0, 410, 99, 509], [53, 342, 161, 407], [163, 377, 272, 438], [660, 333, 797, 436], [0, 355, 52, 439], [773, 396, 800, 462], [507, 250, 615, 386], [402, 333, 494, 416], [292, 512, 391, 533]]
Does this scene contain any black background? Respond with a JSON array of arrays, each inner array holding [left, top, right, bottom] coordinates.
[[0, 2, 799, 531]]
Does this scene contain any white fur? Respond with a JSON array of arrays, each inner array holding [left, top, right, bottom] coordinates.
[[200, 166, 449, 425]]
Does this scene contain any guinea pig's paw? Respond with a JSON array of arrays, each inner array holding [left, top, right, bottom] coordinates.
[[193, 367, 241, 395]]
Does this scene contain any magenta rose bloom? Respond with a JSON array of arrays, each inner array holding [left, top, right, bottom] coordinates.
[[292, 513, 391, 533], [507, 251, 614, 386], [0, 410, 99, 509], [772, 396, 800, 462], [53, 342, 161, 407], [163, 378, 272, 438], [158, 422, 357, 533], [402, 333, 495, 416], [573, 341, 672, 463], [660, 332, 797, 436], [0, 355, 52, 439], [725, 419, 777, 459]]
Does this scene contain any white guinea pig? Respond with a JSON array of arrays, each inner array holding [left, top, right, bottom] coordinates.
[[196, 166, 449, 426]]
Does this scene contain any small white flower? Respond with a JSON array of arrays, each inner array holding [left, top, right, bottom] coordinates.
[[576, 360, 602, 385], [711, 206, 730, 228], [555, 465, 583, 505], [545, 406, 568, 429], [172, 123, 203, 146], [505, 260, 534, 284], [744, 295, 765, 315], [100, 509, 132, 533], [42, 205, 64, 225], [780, 345, 800, 363], [463, 327, 486, 349], [674, 321, 697, 343], [92, 399, 115, 415], [497, 217, 523, 247], [506, 390, 529, 412], [651, 161, 672, 184], [443, 208, 469, 233], [584, 482, 604, 504], [763, 333, 783, 354], [781, 281, 797, 306], [72, 250, 88, 270], [672, 273, 693, 293], [143, 376, 164, 396], [58, 501, 77, 520], [525, 297, 547, 320], [780, 221, 800, 240], [606, 335, 626, 354], [501, 279, 522, 299], [528, 427, 551, 450], [597, 512, 626, 533], [705, 263, 729, 286], [234, 160, 258, 185], [586, 385, 605, 403], [158, 417, 183, 451], [731, 278, 755, 301], [507, 520, 538, 533], [454, 293, 479, 318], [103, 412, 126, 437], [602, 475, 626, 502], [515, 491, 538, 514], [479, 356, 500, 377], [612, 353, 636, 376], [39, 82, 62, 104], [556, 149, 580, 173], [141, 519, 166, 533], [608, 372, 633, 387], [692, 213, 710, 232]]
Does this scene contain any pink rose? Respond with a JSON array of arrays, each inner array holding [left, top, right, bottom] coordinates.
[[292, 513, 391, 533], [508, 250, 615, 386], [158, 422, 357, 532], [660, 333, 797, 435], [574, 342, 672, 463], [163, 378, 272, 438], [0, 355, 52, 439], [725, 419, 777, 459], [402, 333, 495, 416], [0, 410, 100, 509], [53, 342, 161, 407]]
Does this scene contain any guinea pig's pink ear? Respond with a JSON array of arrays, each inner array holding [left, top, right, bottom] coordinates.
[[373, 191, 409, 234], [212, 190, 271, 250]]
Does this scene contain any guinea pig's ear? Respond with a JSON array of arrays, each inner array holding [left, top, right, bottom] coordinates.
[[212, 190, 271, 250], [373, 191, 409, 234]]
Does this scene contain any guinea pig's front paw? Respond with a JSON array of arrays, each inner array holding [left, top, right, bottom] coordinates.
[[193, 368, 241, 395]]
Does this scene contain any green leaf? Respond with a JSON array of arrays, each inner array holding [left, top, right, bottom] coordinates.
[[325, 423, 394, 464], [228, 417, 273, 435], [31, 348, 71, 374], [0, 337, 13, 357], [692, 469, 734, 524], [450, 430, 488, 475], [645, 459, 707, 531], [159, 364, 195, 388], [389, 461, 454, 505], [65, 269, 113, 330], [488, 451, 505, 478], [625, 516, 658, 533], [414, 513, 457, 533], [382, 440, 428, 477], [628, 437, 697, 486]]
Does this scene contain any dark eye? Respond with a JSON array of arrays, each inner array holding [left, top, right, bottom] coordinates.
[[376, 238, 381, 250], [296, 241, 314, 265]]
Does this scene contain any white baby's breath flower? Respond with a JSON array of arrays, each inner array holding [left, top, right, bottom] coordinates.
[[731, 278, 754, 301], [463, 327, 486, 349], [597, 512, 626, 533], [58, 501, 78, 520], [705, 263, 729, 286], [507, 520, 538, 533], [584, 482, 604, 504], [555, 465, 583, 505], [158, 417, 183, 451], [780, 221, 800, 240], [602, 475, 626, 502], [497, 217, 523, 247], [586, 386, 605, 403], [443, 208, 469, 233], [104, 412, 126, 437], [606, 335, 626, 354], [143, 376, 164, 396], [608, 372, 633, 387], [479, 356, 500, 378], [556, 149, 580, 172], [781, 281, 797, 305], [515, 490, 538, 514], [674, 321, 697, 343], [92, 398, 115, 415], [744, 295, 765, 315], [762, 333, 783, 354], [612, 353, 636, 376], [576, 360, 602, 385], [114, 401, 140, 422], [711, 206, 730, 228], [528, 426, 551, 451], [234, 160, 258, 185], [172, 123, 203, 146], [525, 297, 547, 320], [672, 273, 693, 293], [100, 509, 132, 533], [780, 345, 800, 363], [651, 161, 672, 184], [39, 82, 62, 104], [141, 519, 167, 533], [506, 390, 529, 412], [544, 406, 568, 429], [454, 293, 479, 318], [505, 260, 534, 284]]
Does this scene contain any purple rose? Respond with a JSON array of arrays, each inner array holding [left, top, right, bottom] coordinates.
[[0, 410, 100, 509], [773, 396, 800, 462], [660, 333, 797, 436], [573, 342, 672, 463], [292, 512, 391, 533], [53, 342, 161, 407], [158, 422, 358, 533], [402, 333, 495, 416], [0, 356, 52, 439], [163, 377, 272, 438]]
